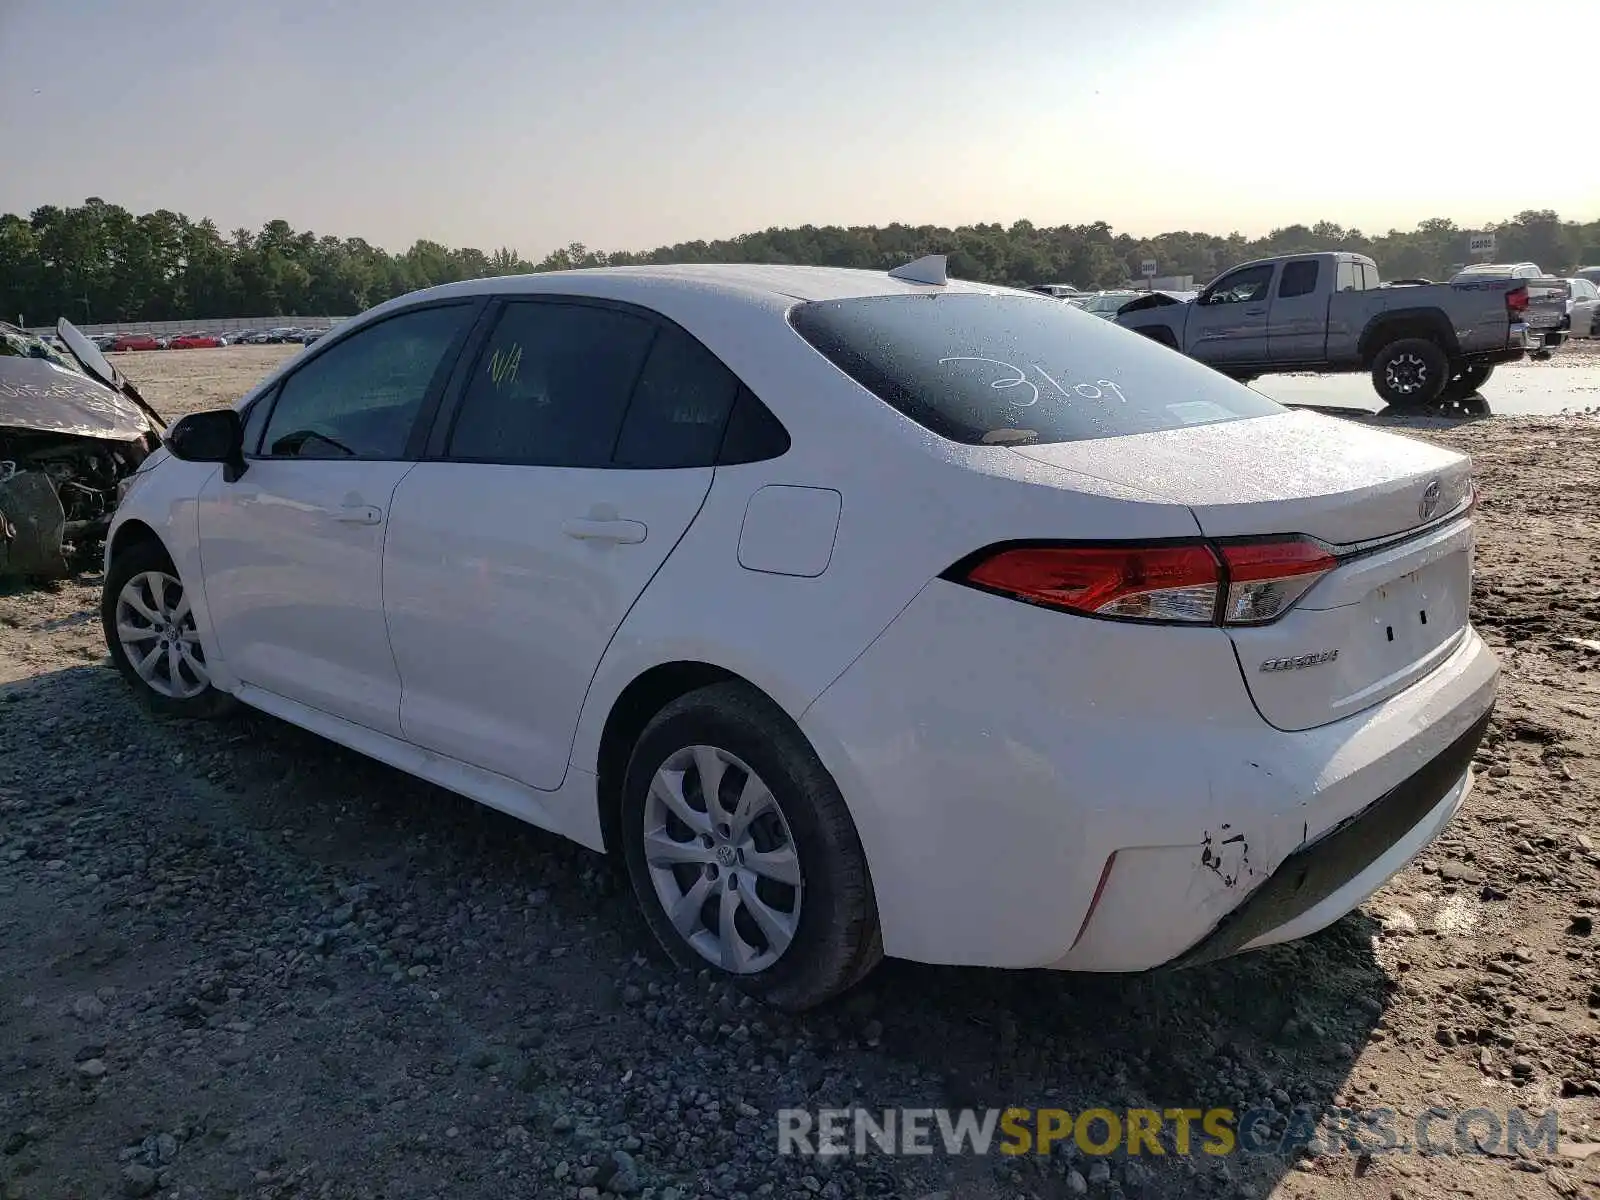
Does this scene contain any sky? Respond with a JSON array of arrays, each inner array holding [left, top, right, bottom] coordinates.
[[2, 0, 1596, 259]]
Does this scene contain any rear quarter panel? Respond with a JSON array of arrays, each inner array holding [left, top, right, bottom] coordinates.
[[1352, 283, 1512, 359], [566, 316, 1206, 775]]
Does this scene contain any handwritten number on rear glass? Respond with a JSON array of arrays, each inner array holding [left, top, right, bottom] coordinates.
[[937, 357, 1126, 406]]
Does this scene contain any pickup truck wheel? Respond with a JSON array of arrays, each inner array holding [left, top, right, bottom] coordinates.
[[1438, 363, 1494, 402], [1371, 338, 1448, 407]]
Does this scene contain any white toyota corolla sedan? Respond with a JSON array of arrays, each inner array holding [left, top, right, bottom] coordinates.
[[101, 256, 1498, 1010]]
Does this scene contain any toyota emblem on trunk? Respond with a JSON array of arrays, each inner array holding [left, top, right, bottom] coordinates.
[[1419, 479, 1442, 521]]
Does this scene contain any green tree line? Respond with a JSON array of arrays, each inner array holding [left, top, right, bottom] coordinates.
[[2, 198, 1596, 325]]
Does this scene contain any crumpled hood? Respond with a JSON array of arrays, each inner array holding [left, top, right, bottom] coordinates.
[[0, 356, 152, 440]]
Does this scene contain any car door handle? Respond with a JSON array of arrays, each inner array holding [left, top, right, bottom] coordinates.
[[562, 518, 647, 544], [1244, 307, 1267, 316], [334, 504, 383, 525]]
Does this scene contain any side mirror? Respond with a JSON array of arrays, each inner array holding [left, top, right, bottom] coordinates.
[[166, 409, 247, 481]]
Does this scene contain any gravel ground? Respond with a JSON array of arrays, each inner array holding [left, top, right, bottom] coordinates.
[[2, 349, 1599, 1200]]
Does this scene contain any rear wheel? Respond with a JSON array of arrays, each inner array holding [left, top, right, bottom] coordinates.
[[1437, 362, 1495, 403], [1371, 338, 1448, 408], [102, 539, 235, 718], [620, 682, 881, 1011]]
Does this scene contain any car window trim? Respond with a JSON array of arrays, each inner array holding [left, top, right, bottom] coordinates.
[[422, 293, 757, 471], [249, 297, 485, 464]]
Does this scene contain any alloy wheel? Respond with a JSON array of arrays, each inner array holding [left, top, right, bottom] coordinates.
[[1384, 353, 1429, 396], [114, 570, 210, 700], [642, 744, 803, 974]]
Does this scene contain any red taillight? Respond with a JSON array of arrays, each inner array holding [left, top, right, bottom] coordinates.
[[1506, 286, 1530, 314], [957, 537, 1338, 625], [963, 543, 1221, 623], [1217, 539, 1338, 624]]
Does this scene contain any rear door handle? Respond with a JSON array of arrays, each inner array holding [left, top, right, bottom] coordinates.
[[562, 518, 647, 544], [334, 504, 383, 525]]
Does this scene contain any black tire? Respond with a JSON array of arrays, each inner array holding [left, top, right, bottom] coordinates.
[[1371, 338, 1448, 408], [1437, 362, 1495, 403], [102, 538, 236, 719], [619, 681, 881, 1012]]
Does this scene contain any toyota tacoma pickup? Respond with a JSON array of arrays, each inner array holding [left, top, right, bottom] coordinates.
[[1115, 251, 1564, 407]]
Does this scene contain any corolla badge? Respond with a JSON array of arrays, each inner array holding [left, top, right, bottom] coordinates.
[[1419, 479, 1442, 521], [1260, 650, 1339, 673]]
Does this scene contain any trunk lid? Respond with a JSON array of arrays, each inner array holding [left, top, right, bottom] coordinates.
[[1013, 410, 1476, 730]]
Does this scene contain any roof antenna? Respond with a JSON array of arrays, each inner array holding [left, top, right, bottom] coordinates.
[[887, 254, 948, 286]]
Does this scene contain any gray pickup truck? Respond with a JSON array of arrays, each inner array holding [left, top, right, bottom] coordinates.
[[1114, 251, 1564, 407]]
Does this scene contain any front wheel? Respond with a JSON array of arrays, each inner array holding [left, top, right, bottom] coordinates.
[[1371, 338, 1448, 408], [620, 682, 881, 1012], [102, 539, 236, 718]]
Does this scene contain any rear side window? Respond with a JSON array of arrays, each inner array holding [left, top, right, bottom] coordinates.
[[613, 323, 740, 468], [1278, 260, 1320, 298], [446, 302, 655, 466], [718, 388, 791, 463], [790, 293, 1282, 446], [1336, 262, 1357, 292]]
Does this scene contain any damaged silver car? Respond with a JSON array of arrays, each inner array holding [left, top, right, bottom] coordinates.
[[0, 319, 165, 578]]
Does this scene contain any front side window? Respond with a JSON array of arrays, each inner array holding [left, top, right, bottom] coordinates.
[[790, 293, 1282, 446], [446, 302, 656, 466], [1204, 265, 1274, 305], [260, 305, 473, 459]]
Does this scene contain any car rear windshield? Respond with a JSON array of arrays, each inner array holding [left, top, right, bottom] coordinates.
[[789, 292, 1282, 446]]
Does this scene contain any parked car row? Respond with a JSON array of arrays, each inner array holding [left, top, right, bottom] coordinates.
[[88, 326, 331, 352]]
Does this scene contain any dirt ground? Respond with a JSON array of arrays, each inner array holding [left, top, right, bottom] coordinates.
[[1, 347, 1599, 1200]]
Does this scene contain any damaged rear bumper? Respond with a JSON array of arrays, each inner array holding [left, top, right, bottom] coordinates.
[[799, 579, 1499, 973], [1166, 709, 1489, 968]]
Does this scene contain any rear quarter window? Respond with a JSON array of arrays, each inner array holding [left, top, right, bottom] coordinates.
[[789, 293, 1282, 446]]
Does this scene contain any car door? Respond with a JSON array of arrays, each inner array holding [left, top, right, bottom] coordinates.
[[1572, 279, 1599, 336], [382, 298, 740, 790], [195, 300, 481, 736], [1265, 258, 1326, 364], [1187, 263, 1275, 366]]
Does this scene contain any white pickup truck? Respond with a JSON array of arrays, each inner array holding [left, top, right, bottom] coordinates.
[[1115, 251, 1566, 407]]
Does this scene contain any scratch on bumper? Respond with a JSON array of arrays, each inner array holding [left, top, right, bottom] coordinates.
[[1199, 826, 1253, 888]]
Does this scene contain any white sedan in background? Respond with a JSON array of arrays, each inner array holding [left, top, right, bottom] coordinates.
[[100, 257, 1497, 1010]]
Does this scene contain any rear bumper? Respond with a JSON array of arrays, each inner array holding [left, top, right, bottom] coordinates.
[[801, 581, 1500, 971], [1168, 709, 1488, 967], [1513, 323, 1566, 353]]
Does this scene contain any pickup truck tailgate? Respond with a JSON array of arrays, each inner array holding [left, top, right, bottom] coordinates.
[[1524, 277, 1570, 330]]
